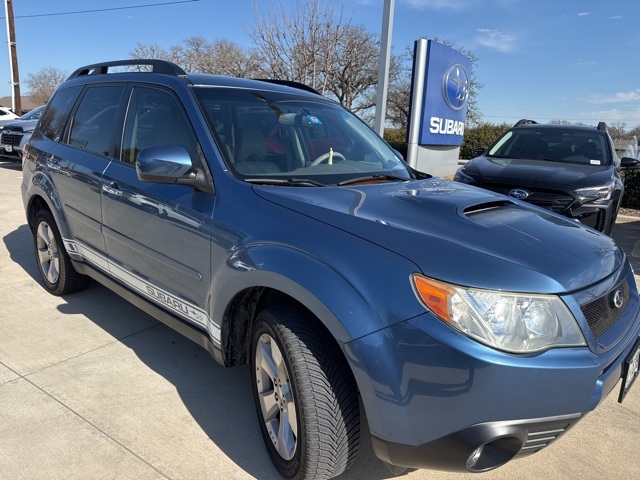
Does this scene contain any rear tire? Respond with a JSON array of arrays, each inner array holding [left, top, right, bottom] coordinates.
[[250, 305, 360, 479], [33, 210, 90, 295]]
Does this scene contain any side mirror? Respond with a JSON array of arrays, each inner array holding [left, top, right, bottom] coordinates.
[[136, 146, 193, 183], [620, 156, 640, 170], [471, 147, 486, 158]]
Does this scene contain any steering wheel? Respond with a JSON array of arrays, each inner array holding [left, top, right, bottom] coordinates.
[[309, 151, 346, 166]]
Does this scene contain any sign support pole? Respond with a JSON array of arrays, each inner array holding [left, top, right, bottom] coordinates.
[[406, 39, 428, 169], [4, 0, 21, 115], [373, 0, 394, 137]]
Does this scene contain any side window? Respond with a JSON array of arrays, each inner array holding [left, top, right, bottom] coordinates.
[[39, 86, 83, 142], [121, 87, 197, 165], [68, 86, 124, 157]]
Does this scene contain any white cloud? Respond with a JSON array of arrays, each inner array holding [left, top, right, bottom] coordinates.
[[569, 60, 596, 68], [612, 15, 622, 20], [405, 0, 477, 11], [474, 28, 516, 53], [577, 12, 591, 16], [585, 90, 640, 104], [578, 107, 640, 125]]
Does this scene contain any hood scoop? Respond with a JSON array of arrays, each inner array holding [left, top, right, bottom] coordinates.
[[462, 200, 536, 228]]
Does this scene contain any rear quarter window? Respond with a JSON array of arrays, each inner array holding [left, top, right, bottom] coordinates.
[[39, 86, 83, 142]]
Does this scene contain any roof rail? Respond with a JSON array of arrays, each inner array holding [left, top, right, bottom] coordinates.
[[513, 119, 538, 127], [255, 79, 322, 95], [597, 121, 607, 132], [67, 59, 187, 80]]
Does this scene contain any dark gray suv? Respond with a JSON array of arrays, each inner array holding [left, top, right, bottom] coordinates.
[[455, 120, 639, 235]]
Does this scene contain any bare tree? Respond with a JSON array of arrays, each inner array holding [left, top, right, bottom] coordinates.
[[25, 67, 68, 105], [130, 37, 260, 78], [129, 42, 173, 62], [326, 24, 385, 114], [208, 39, 261, 78], [627, 125, 640, 140], [386, 78, 412, 129], [608, 121, 627, 140], [171, 36, 216, 73], [247, 0, 346, 93]]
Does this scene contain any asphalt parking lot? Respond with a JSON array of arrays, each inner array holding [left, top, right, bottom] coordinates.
[[1, 160, 639, 480]]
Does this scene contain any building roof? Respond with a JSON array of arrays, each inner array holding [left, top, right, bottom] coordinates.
[[0, 96, 40, 113]]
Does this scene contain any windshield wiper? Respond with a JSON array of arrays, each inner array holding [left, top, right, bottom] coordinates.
[[338, 174, 409, 186], [244, 178, 326, 187]]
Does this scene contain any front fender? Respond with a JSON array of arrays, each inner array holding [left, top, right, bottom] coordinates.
[[211, 240, 424, 345]]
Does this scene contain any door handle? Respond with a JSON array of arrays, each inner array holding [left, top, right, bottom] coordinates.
[[46, 159, 62, 172], [102, 182, 123, 197]]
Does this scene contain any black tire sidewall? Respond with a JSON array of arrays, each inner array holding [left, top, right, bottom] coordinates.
[[250, 313, 306, 479], [32, 209, 89, 295], [34, 210, 65, 293]]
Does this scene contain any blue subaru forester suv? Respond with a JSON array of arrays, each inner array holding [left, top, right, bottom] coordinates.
[[22, 60, 640, 479]]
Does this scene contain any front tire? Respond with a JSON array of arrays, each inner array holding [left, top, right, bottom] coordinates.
[[33, 210, 89, 295], [250, 306, 360, 479]]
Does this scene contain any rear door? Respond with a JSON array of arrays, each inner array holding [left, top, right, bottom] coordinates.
[[101, 85, 215, 332], [35, 85, 125, 259]]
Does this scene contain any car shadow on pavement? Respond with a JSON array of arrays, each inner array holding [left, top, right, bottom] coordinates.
[[0, 161, 22, 171], [4, 224, 41, 282], [3, 223, 405, 480]]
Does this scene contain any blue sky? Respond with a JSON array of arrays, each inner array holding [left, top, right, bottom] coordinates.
[[2, 0, 640, 128]]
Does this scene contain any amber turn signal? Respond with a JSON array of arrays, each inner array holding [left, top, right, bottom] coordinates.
[[412, 275, 456, 322]]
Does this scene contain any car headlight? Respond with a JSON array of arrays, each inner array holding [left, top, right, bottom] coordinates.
[[412, 275, 586, 353], [576, 181, 615, 201], [453, 168, 473, 183]]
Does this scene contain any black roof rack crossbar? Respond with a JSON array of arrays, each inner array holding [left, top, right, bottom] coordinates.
[[67, 59, 187, 80], [513, 119, 538, 127], [254, 79, 322, 95]]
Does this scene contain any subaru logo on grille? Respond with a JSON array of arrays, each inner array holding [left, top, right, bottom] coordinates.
[[508, 189, 530, 199], [442, 64, 469, 111], [612, 290, 624, 309]]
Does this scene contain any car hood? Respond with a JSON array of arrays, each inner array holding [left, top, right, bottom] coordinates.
[[1, 119, 38, 131], [253, 178, 623, 293], [462, 156, 613, 190]]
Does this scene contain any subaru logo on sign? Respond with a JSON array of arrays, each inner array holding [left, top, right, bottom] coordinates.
[[442, 64, 469, 111], [508, 189, 530, 199]]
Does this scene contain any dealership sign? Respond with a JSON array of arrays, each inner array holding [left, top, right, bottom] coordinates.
[[408, 40, 472, 146]]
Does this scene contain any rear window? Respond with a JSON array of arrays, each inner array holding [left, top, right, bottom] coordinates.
[[39, 86, 83, 142]]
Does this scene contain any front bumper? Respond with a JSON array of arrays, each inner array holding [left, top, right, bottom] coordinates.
[[371, 413, 582, 472], [345, 279, 640, 472]]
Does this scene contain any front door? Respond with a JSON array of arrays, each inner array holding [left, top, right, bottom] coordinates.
[[101, 86, 215, 333]]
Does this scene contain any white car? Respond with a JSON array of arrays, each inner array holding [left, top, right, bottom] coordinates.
[[0, 106, 20, 126], [0, 106, 45, 162]]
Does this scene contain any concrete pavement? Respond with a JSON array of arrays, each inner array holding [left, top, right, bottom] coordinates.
[[1, 161, 639, 480]]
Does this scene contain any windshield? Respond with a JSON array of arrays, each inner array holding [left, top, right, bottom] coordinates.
[[488, 127, 610, 166], [193, 87, 411, 185], [20, 106, 44, 121]]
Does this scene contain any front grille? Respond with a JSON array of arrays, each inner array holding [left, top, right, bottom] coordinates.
[[0, 131, 22, 146], [478, 184, 574, 213], [580, 277, 630, 337]]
